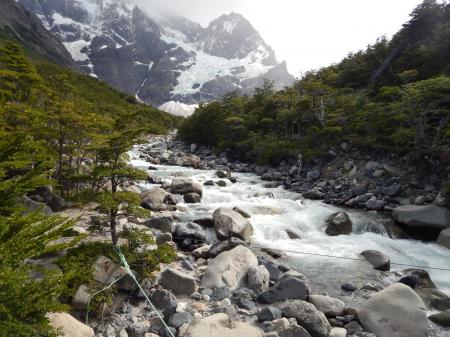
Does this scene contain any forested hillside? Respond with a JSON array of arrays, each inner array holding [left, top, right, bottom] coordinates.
[[0, 39, 179, 335], [179, 0, 450, 165]]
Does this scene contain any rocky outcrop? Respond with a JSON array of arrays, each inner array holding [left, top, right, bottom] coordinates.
[[358, 283, 428, 337], [201, 245, 257, 290], [392, 204, 450, 230], [213, 207, 254, 241]]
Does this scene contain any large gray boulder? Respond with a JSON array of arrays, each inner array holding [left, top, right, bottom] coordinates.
[[392, 204, 450, 230], [437, 228, 450, 249], [325, 212, 352, 236], [201, 245, 258, 291], [141, 187, 173, 211], [279, 300, 331, 337], [171, 178, 203, 196], [213, 207, 254, 241], [309, 294, 345, 317], [47, 312, 94, 337], [160, 268, 198, 296], [144, 213, 174, 233], [180, 313, 263, 337], [358, 283, 428, 337], [258, 277, 310, 304]]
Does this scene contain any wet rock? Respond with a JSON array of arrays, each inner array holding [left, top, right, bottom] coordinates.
[[141, 188, 174, 211], [279, 300, 331, 337], [208, 237, 246, 258], [258, 306, 282, 322], [216, 180, 227, 187], [174, 222, 206, 242], [193, 217, 214, 228], [216, 170, 231, 178], [202, 245, 257, 291], [437, 228, 450, 249], [258, 277, 310, 304], [247, 265, 270, 293], [278, 326, 311, 337], [303, 190, 324, 200], [309, 295, 345, 316], [286, 228, 302, 239], [160, 268, 197, 296], [399, 274, 420, 289], [233, 206, 251, 218], [180, 313, 263, 337], [168, 312, 193, 329], [183, 192, 201, 203], [341, 282, 357, 292], [361, 250, 390, 271], [415, 288, 450, 311], [171, 178, 203, 196], [392, 204, 450, 230], [359, 283, 427, 337], [213, 207, 254, 241], [204, 180, 214, 186], [325, 212, 353, 236], [402, 269, 436, 288], [428, 309, 450, 327], [47, 312, 94, 337], [144, 213, 174, 233]]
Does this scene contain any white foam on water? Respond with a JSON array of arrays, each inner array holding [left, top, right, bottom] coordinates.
[[129, 149, 450, 295]]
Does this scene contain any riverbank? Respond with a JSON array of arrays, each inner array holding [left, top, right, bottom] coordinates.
[[40, 134, 450, 337]]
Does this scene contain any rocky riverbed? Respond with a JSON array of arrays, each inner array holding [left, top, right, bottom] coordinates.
[[44, 133, 450, 337]]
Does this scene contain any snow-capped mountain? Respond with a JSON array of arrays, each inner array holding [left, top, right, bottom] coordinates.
[[18, 0, 294, 115]]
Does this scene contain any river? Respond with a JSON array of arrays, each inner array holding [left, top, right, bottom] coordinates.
[[130, 149, 450, 301]]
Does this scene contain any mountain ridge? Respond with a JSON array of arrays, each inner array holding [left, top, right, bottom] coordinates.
[[17, 0, 294, 115]]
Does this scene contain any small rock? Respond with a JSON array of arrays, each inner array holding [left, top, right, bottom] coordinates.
[[183, 193, 201, 203], [325, 212, 352, 236], [258, 306, 282, 322], [361, 250, 390, 271], [258, 277, 310, 304], [160, 268, 197, 296], [437, 228, 450, 249], [341, 282, 357, 292], [168, 312, 193, 329], [248, 265, 270, 293], [309, 295, 345, 316], [330, 327, 347, 337]]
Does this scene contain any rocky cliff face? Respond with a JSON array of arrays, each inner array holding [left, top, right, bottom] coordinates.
[[18, 0, 294, 115], [0, 0, 77, 69]]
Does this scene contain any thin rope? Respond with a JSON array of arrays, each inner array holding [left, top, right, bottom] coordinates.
[[114, 245, 176, 337], [250, 244, 450, 272], [85, 274, 126, 325]]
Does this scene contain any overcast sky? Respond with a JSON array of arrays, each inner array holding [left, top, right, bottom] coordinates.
[[134, 0, 424, 77]]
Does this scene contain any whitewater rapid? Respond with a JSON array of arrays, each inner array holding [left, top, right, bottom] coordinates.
[[130, 154, 450, 297]]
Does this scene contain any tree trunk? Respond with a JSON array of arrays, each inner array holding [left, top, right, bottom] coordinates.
[[110, 210, 118, 246]]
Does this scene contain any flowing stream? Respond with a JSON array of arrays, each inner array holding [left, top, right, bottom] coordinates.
[[130, 150, 450, 300]]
